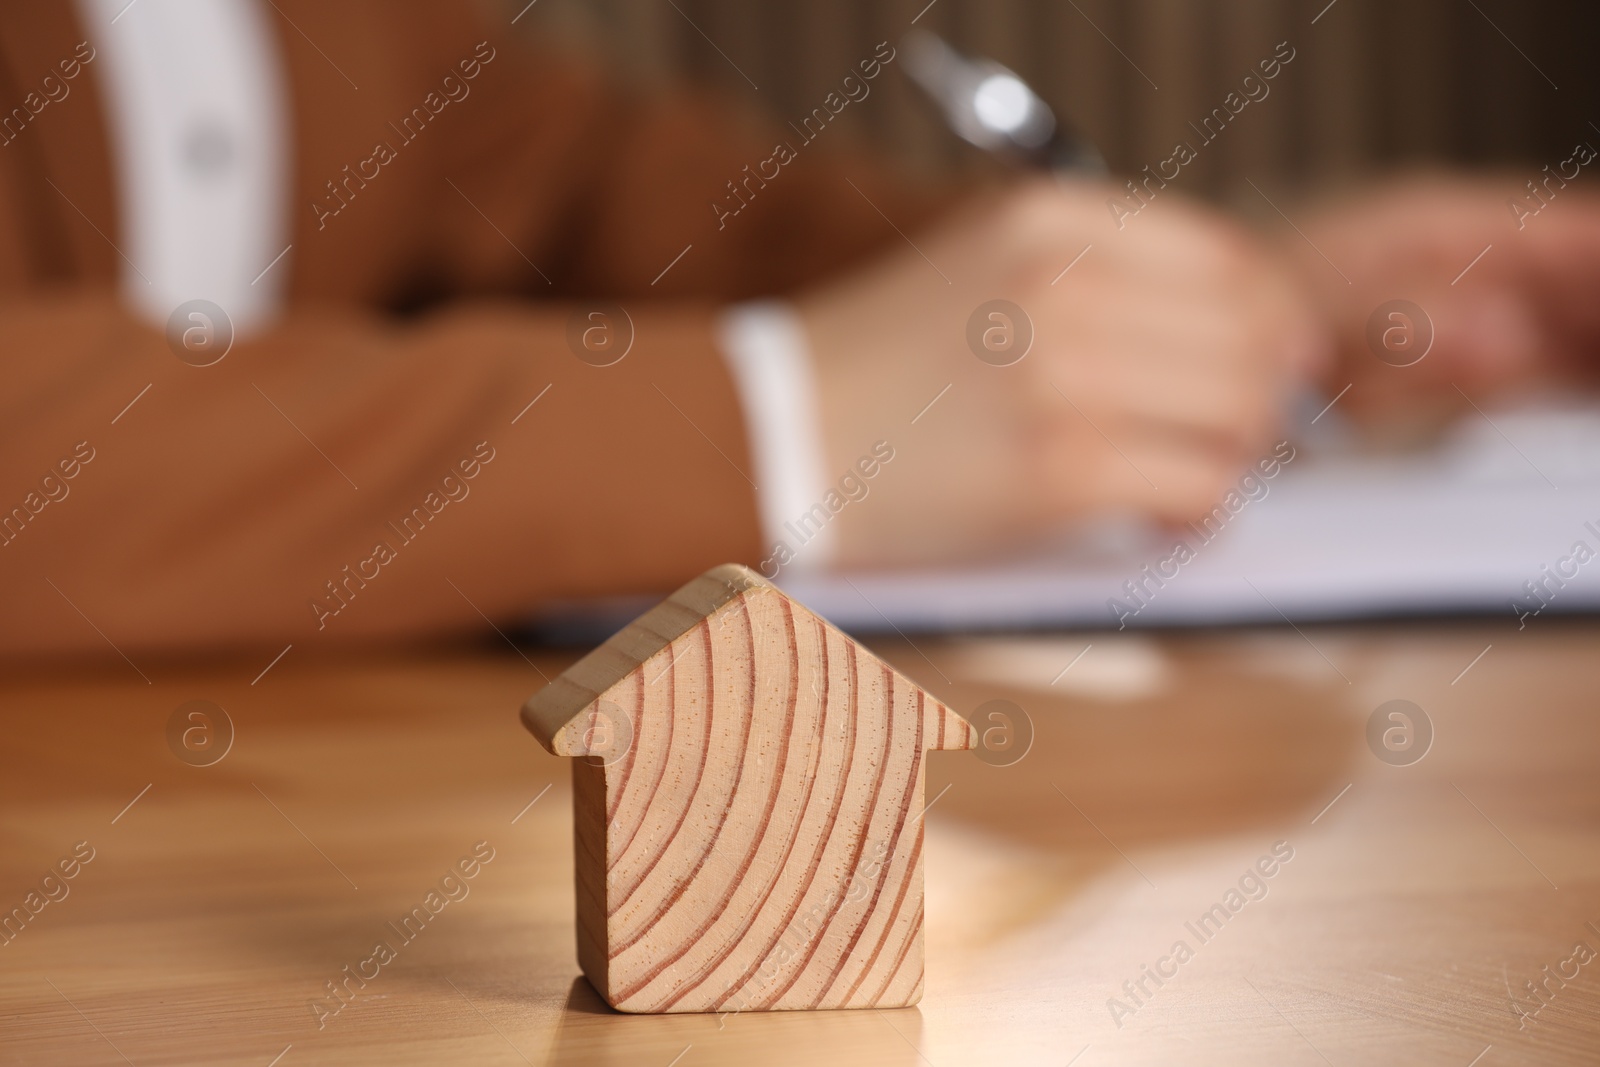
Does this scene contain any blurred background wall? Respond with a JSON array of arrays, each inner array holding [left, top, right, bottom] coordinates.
[[511, 0, 1598, 212]]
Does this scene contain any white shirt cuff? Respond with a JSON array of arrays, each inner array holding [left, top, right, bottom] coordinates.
[[716, 300, 836, 574]]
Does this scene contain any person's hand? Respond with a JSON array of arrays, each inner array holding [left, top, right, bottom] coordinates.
[[794, 175, 1327, 568], [1285, 173, 1600, 427]]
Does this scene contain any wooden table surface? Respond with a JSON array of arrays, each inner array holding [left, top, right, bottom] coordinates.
[[3, 620, 1598, 1065]]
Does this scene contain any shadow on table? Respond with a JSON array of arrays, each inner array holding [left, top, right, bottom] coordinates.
[[544, 976, 927, 1066], [895, 633, 1362, 940]]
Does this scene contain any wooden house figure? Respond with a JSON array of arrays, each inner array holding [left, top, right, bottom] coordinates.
[[521, 564, 975, 1013]]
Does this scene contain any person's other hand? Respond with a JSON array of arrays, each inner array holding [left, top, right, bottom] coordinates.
[[1286, 173, 1600, 427], [795, 175, 1327, 568]]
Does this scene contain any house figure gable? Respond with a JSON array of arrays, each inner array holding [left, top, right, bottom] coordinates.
[[521, 564, 974, 1013]]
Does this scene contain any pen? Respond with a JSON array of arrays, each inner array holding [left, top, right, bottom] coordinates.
[[900, 29, 1106, 176], [903, 31, 1345, 448]]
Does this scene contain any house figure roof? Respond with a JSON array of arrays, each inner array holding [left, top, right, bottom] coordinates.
[[521, 564, 975, 1013]]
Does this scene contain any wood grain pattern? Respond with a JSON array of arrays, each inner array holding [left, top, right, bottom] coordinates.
[[524, 565, 974, 1012], [5, 623, 1599, 1065]]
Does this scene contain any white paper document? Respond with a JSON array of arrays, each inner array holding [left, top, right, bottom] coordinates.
[[780, 404, 1600, 632]]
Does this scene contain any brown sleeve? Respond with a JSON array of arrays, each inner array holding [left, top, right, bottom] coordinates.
[[0, 292, 767, 659], [0, 3, 956, 661]]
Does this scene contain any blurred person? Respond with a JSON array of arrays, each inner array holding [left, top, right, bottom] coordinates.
[[1285, 174, 1600, 431], [0, 0, 1594, 659]]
